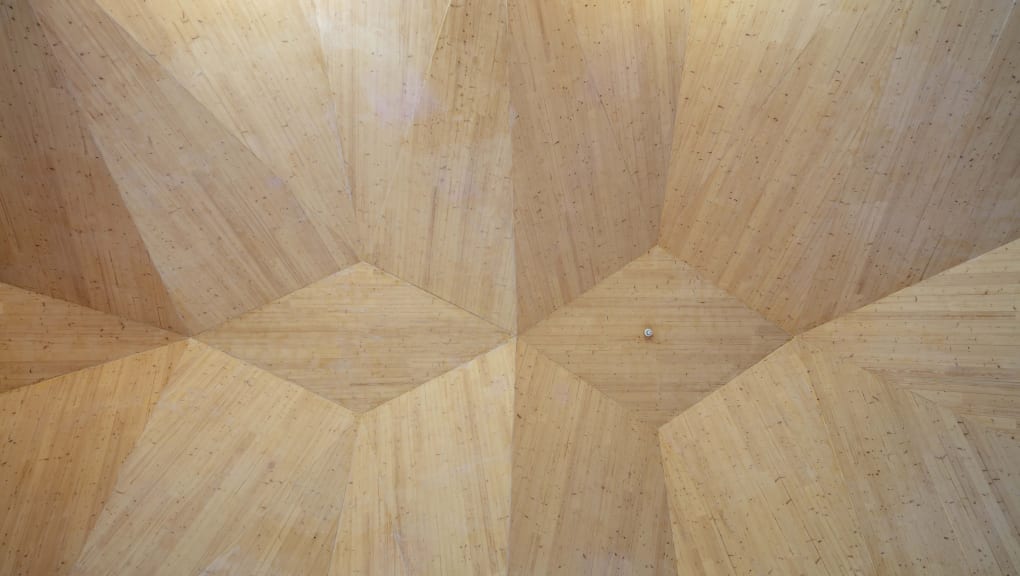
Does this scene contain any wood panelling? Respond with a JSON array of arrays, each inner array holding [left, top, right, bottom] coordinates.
[[523, 246, 788, 425], [0, 281, 183, 393], [661, 339, 1020, 575], [660, 0, 1020, 333], [0, 344, 183, 576], [0, 0, 181, 331], [332, 342, 514, 575], [93, 0, 360, 265], [511, 0, 684, 331], [198, 263, 509, 413], [356, 0, 515, 330], [73, 341, 359, 576], [33, 0, 344, 334], [803, 238, 1020, 410], [510, 342, 675, 574]]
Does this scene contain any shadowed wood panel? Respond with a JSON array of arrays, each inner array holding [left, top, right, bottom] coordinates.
[[93, 0, 360, 265], [357, 0, 515, 331], [523, 246, 789, 425], [0, 282, 183, 393], [331, 342, 514, 575], [198, 263, 509, 413], [0, 343, 184, 576], [33, 0, 343, 334], [661, 339, 1020, 575], [511, 0, 683, 331], [661, 0, 1020, 333], [510, 342, 675, 575], [0, 0, 181, 331], [802, 238, 1020, 408], [73, 341, 359, 576]]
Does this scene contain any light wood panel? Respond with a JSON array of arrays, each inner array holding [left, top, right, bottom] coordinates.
[[199, 263, 509, 413], [803, 237, 1020, 411], [0, 281, 183, 393], [73, 341, 359, 576], [510, 342, 675, 574], [0, 0, 181, 331], [33, 0, 344, 334], [660, 0, 1020, 333], [0, 343, 184, 576], [93, 0, 360, 265], [356, 0, 515, 330], [511, 0, 684, 331], [661, 339, 1020, 575], [523, 246, 789, 425], [332, 342, 514, 575]]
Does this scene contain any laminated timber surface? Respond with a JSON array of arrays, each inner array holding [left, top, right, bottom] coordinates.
[[92, 0, 360, 266], [0, 0, 181, 331], [522, 246, 789, 425], [661, 339, 1020, 575], [511, 0, 684, 331], [660, 0, 1020, 333], [0, 344, 184, 576], [74, 341, 359, 576], [510, 342, 676, 575], [332, 342, 514, 575], [0, 282, 183, 393], [33, 0, 347, 334], [198, 263, 509, 413]]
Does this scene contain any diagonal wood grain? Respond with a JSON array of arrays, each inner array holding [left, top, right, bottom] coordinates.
[[0, 281, 183, 394], [198, 263, 510, 413], [331, 342, 514, 575], [660, 0, 1020, 333], [510, 342, 676, 575], [0, 343, 185, 576], [523, 246, 789, 425], [72, 341, 359, 576], [0, 0, 182, 332], [33, 0, 345, 335]]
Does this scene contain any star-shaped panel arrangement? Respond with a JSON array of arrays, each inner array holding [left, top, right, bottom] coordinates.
[[1, 0, 1019, 574]]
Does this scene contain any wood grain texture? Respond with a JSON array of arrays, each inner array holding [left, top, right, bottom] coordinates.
[[510, 342, 676, 575], [0, 281, 183, 393], [660, 0, 1020, 333], [331, 342, 514, 575], [33, 0, 345, 334], [0, 0, 181, 331], [93, 0, 360, 265], [0, 343, 184, 576], [199, 263, 509, 413], [802, 237, 1020, 415], [511, 0, 684, 331], [523, 246, 789, 425], [73, 341, 359, 576], [661, 339, 1020, 575], [356, 0, 515, 331]]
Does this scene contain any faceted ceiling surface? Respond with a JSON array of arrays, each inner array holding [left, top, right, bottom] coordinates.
[[1, 0, 1019, 574]]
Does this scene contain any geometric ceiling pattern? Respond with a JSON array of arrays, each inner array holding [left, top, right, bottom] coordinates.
[[1, 0, 1018, 573]]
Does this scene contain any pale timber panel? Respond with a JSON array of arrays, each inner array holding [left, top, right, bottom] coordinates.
[[93, 0, 360, 265], [358, 0, 515, 331], [33, 0, 342, 334], [198, 263, 509, 413], [660, 0, 1020, 333], [0, 0, 181, 331], [661, 339, 1020, 575], [510, 0, 679, 331], [73, 341, 359, 576], [510, 342, 676, 575], [523, 246, 788, 425], [0, 344, 184, 576], [331, 342, 514, 575], [0, 281, 183, 393]]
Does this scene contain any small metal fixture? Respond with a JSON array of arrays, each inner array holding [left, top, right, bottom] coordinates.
[[643, 328, 654, 338]]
